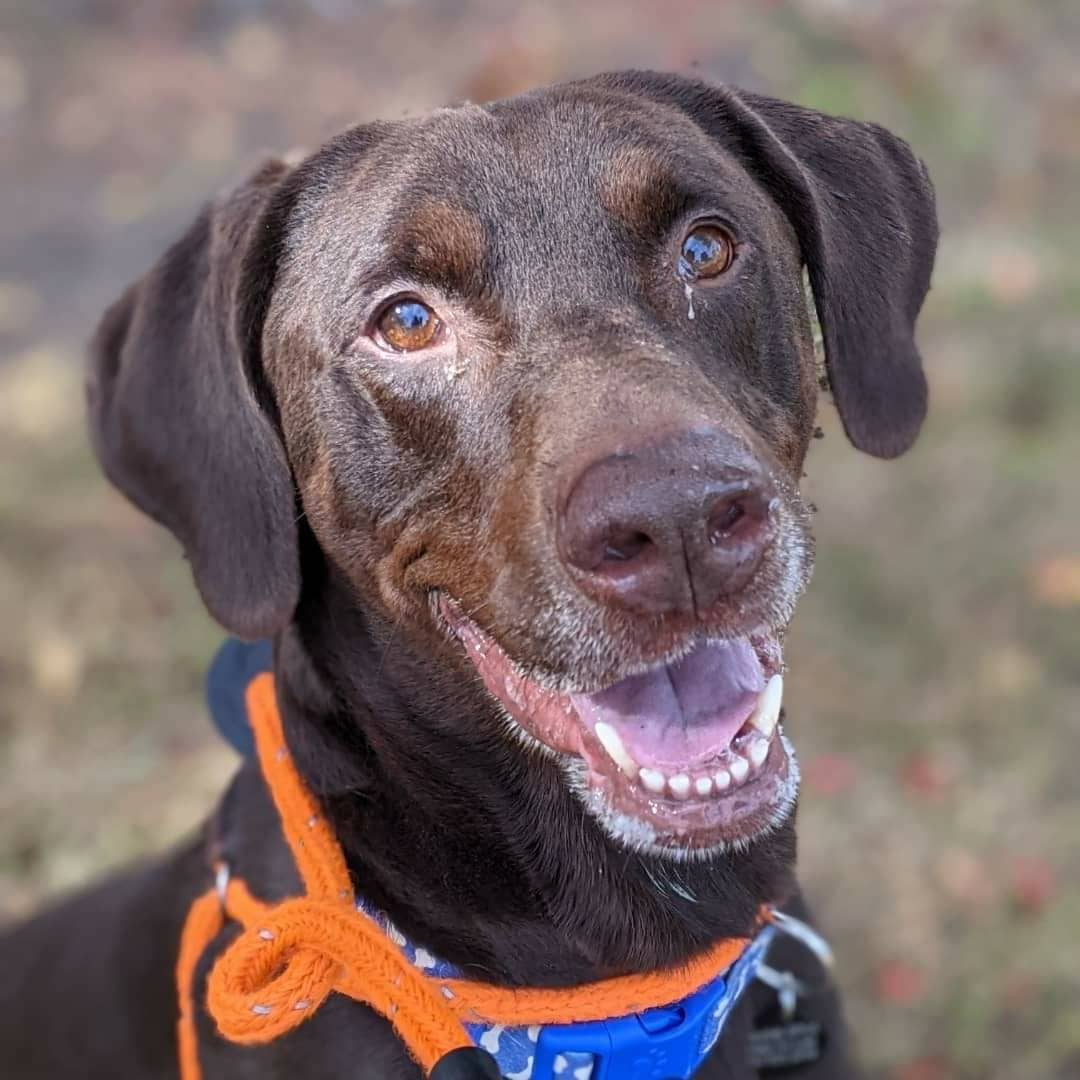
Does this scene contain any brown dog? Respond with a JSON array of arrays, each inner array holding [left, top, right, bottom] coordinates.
[[0, 71, 936, 1078]]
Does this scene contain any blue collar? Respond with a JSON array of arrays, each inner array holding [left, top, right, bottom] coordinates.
[[362, 894, 774, 1080], [206, 638, 772, 1079]]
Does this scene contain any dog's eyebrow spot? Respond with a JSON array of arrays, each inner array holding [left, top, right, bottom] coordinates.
[[395, 199, 487, 292], [600, 146, 684, 237]]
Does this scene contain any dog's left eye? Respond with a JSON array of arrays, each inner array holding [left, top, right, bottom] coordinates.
[[679, 225, 735, 279], [374, 298, 443, 353]]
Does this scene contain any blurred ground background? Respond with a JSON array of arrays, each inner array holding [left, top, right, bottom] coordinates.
[[1, 1, 1078, 1076]]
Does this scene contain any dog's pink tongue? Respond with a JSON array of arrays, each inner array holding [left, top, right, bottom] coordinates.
[[573, 639, 764, 768]]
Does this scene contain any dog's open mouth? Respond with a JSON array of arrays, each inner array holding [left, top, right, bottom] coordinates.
[[440, 598, 798, 854]]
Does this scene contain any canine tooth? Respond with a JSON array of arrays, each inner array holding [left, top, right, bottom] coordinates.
[[749, 738, 770, 768], [713, 769, 731, 791], [668, 774, 691, 800], [749, 674, 783, 738], [639, 768, 667, 794], [729, 756, 750, 783], [694, 776, 714, 797], [593, 722, 638, 777]]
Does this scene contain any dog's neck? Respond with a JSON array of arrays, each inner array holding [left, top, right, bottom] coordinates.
[[270, 568, 796, 986]]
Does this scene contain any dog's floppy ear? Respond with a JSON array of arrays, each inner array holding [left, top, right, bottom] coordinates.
[[595, 71, 939, 458], [88, 160, 301, 638]]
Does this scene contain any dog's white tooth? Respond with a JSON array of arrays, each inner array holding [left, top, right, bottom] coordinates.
[[639, 768, 667, 794], [749, 738, 769, 768], [749, 675, 783, 738], [593, 722, 638, 777], [694, 776, 714, 797], [729, 756, 750, 783], [713, 769, 732, 791], [668, 774, 691, 800]]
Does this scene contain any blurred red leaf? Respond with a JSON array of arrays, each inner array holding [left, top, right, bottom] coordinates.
[[803, 753, 858, 797], [892, 1056, 954, 1080], [1010, 856, 1057, 916], [874, 961, 926, 1007], [900, 753, 952, 800]]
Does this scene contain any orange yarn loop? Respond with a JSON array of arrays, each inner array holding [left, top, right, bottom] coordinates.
[[206, 897, 342, 1042], [205, 893, 474, 1067], [176, 671, 757, 1079]]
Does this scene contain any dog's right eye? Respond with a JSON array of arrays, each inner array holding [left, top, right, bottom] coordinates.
[[373, 298, 443, 353]]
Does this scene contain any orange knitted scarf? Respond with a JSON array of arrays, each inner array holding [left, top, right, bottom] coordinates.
[[176, 672, 758, 1078]]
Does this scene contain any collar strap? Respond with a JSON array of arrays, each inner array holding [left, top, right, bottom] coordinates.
[[178, 667, 767, 1079]]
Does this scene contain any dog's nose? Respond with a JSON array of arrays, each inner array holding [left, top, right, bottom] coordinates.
[[557, 431, 775, 616]]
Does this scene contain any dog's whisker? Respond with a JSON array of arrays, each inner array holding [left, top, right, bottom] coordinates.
[[375, 612, 405, 677]]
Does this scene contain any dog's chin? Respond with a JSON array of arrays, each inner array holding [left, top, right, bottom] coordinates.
[[439, 596, 800, 860]]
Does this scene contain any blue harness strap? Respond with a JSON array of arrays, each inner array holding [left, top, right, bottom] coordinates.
[[205, 637, 271, 758]]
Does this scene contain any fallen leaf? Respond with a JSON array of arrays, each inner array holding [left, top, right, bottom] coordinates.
[[901, 753, 952, 801], [1030, 556, 1080, 608], [892, 1056, 954, 1080], [986, 248, 1041, 304], [1010, 855, 1057, 916], [935, 847, 996, 908], [874, 961, 926, 1007]]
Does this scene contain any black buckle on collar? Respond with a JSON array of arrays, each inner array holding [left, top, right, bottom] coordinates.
[[430, 1047, 503, 1080]]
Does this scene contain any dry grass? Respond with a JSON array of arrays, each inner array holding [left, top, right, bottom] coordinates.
[[1, 3, 1078, 1076]]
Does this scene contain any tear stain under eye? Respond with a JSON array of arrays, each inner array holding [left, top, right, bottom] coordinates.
[[677, 258, 696, 321]]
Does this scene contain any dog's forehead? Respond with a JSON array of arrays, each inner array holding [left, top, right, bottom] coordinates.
[[392, 92, 757, 228], [273, 87, 802, 354], [294, 90, 771, 293]]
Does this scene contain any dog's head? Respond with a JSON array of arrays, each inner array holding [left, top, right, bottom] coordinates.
[[89, 72, 936, 860]]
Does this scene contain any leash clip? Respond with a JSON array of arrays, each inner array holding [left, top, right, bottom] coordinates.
[[768, 910, 835, 970], [755, 909, 834, 1021]]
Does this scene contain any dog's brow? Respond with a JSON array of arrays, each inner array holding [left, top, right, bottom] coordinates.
[[599, 145, 688, 236], [393, 198, 488, 293]]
